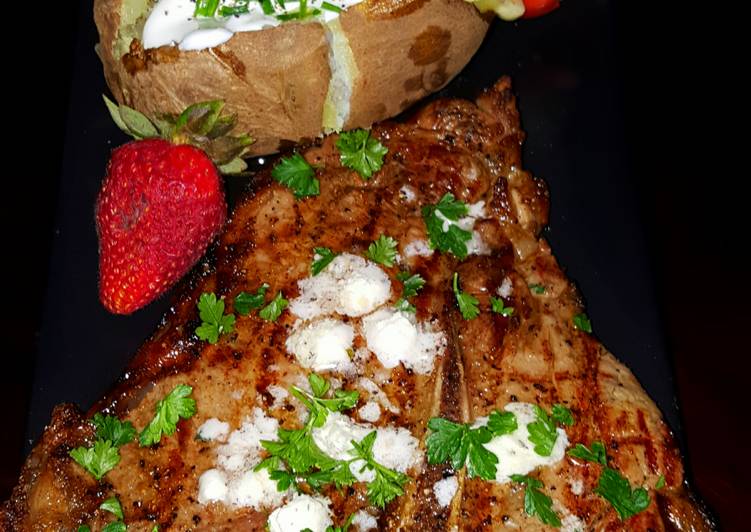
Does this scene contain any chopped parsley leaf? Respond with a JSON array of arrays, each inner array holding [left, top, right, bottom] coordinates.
[[567, 441, 607, 465], [259, 291, 288, 322], [426, 417, 497, 480], [290, 373, 359, 428], [139, 384, 197, 447], [527, 405, 559, 457], [655, 475, 666, 489], [271, 153, 319, 199], [490, 296, 514, 317], [421, 193, 472, 259], [195, 292, 235, 344], [595, 467, 651, 520], [234, 283, 269, 315], [573, 313, 592, 333], [366, 235, 398, 267], [336, 128, 388, 179], [551, 404, 574, 426], [311, 247, 337, 275], [350, 431, 410, 508], [395, 271, 425, 313], [100, 496, 124, 519], [91, 413, 136, 447], [69, 439, 120, 480], [510, 474, 561, 527], [453, 272, 479, 320], [487, 410, 518, 436]]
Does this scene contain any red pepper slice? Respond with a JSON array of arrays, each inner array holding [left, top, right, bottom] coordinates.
[[522, 0, 560, 18]]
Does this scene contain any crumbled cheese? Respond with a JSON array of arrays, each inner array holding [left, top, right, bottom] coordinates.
[[561, 513, 585, 532], [569, 478, 583, 496], [433, 476, 458, 507], [467, 200, 486, 219], [372, 425, 423, 473], [466, 231, 490, 255], [358, 401, 381, 422], [555, 501, 586, 532], [197, 418, 230, 442], [266, 384, 289, 409], [227, 468, 286, 509], [267, 494, 333, 532], [216, 408, 279, 472], [311, 412, 422, 482], [497, 277, 513, 298], [197, 468, 228, 504], [352, 509, 378, 531], [361, 308, 446, 374], [357, 377, 400, 414], [290, 253, 391, 320], [285, 318, 355, 372], [399, 185, 417, 203], [478, 402, 569, 483], [403, 239, 434, 258]]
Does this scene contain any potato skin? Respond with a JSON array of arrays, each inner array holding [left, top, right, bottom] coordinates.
[[94, 0, 489, 155]]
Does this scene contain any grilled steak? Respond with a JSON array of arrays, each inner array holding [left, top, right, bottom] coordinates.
[[1, 78, 713, 531]]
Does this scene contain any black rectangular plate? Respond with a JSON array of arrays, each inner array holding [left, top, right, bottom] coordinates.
[[27, 0, 683, 451]]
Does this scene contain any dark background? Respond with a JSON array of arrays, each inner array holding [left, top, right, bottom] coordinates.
[[3, 0, 746, 529]]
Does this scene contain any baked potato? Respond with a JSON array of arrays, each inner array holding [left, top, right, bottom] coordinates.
[[94, 0, 490, 155]]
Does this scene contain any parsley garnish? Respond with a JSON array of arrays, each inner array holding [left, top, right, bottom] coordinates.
[[487, 410, 518, 435], [595, 467, 651, 520], [271, 153, 319, 199], [490, 296, 514, 317], [351, 431, 409, 508], [336, 128, 388, 179], [510, 474, 561, 527], [551, 404, 574, 426], [567, 441, 607, 465], [259, 291, 288, 322], [91, 413, 136, 447], [655, 475, 666, 489], [195, 292, 235, 344], [259, 374, 406, 508], [290, 373, 359, 427], [100, 496, 124, 519], [78, 526, 91, 532], [69, 439, 120, 480], [453, 272, 479, 320], [426, 417, 498, 480], [311, 247, 337, 275], [395, 271, 425, 312], [234, 283, 269, 315], [366, 235, 398, 267], [527, 405, 559, 457], [529, 283, 546, 294], [573, 313, 592, 333], [139, 384, 197, 446], [422, 193, 472, 259], [102, 523, 126, 532]]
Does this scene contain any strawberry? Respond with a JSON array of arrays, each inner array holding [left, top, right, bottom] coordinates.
[[96, 99, 253, 314]]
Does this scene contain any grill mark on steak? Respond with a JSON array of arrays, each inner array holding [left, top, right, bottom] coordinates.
[[1, 78, 714, 531]]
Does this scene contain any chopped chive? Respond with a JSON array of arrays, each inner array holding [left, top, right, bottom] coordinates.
[[194, 0, 220, 17], [260, 0, 274, 14], [321, 1, 342, 11], [220, 0, 250, 16]]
